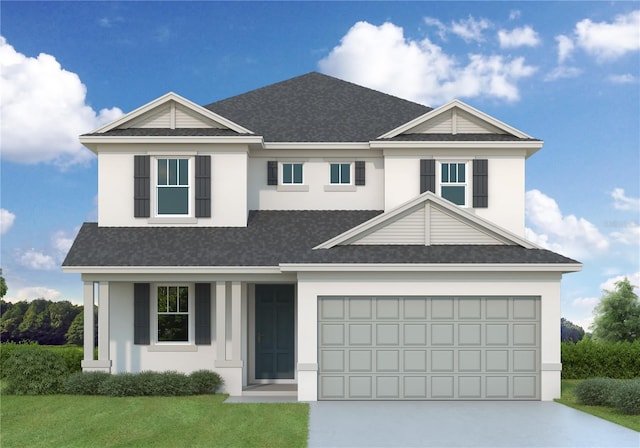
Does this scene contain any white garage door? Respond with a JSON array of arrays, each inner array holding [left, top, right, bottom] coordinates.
[[318, 296, 540, 400]]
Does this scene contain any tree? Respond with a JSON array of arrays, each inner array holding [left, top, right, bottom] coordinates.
[[0, 273, 7, 299], [561, 318, 585, 343], [591, 278, 640, 343]]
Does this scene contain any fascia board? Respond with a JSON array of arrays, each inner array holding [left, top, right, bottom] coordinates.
[[62, 266, 282, 275], [378, 99, 534, 140], [279, 263, 583, 273], [91, 92, 254, 134], [79, 135, 264, 146], [263, 142, 371, 150], [370, 140, 544, 150]]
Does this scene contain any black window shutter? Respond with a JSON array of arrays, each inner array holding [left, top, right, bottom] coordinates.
[[134, 156, 150, 217], [134, 283, 150, 345], [420, 159, 436, 193], [195, 283, 211, 345], [355, 161, 366, 186], [473, 159, 489, 208], [267, 161, 278, 185], [195, 156, 211, 217]]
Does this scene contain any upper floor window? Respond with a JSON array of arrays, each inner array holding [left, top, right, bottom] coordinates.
[[282, 163, 303, 184], [440, 162, 467, 206], [157, 285, 189, 342], [157, 158, 189, 215], [330, 163, 351, 184]]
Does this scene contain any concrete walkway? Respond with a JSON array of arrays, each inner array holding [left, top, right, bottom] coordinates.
[[308, 401, 640, 448]]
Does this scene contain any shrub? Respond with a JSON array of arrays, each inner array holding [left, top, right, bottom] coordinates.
[[190, 369, 223, 394], [97, 373, 142, 397], [136, 371, 193, 396], [64, 371, 110, 395], [574, 378, 618, 406], [51, 346, 83, 374], [0, 342, 40, 379], [562, 339, 640, 379], [612, 379, 640, 415], [3, 346, 69, 394]]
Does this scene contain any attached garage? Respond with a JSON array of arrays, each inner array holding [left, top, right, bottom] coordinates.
[[318, 296, 540, 400]]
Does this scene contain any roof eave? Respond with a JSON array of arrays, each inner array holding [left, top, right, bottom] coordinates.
[[79, 135, 265, 153], [280, 263, 583, 273]]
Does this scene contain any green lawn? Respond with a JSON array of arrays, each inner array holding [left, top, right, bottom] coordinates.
[[0, 394, 308, 448], [556, 379, 640, 432]]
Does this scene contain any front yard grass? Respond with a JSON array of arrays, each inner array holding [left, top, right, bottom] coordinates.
[[0, 394, 308, 448], [557, 379, 640, 432]]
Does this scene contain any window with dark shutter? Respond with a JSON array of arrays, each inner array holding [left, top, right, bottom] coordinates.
[[267, 161, 278, 185], [420, 159, 436, 193], [473, 159, 489, 208], [355, 161, 366, 186], [195, 156, 211, 217], [194, 283, 211, 345], [134, 156, 150, 217], [134, 283, 150, 345]]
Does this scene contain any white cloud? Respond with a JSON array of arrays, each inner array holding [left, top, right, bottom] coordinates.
[[610, 222, 640, 246], [509, 10, 521, 21], [600, 272, 640, 293], [607, 73, 638, 84], [525, 189, 609, 259], [544, 66, 582, 81], [450, 16, 492, 43], [612, 188, 640, 212], [574, 10, 640, 61], [16, 249, 58, 271], [555, 35, 575, 64], [6, 286, 62, 302], [51, 228, 78, 258], [319, 21, 537, 105], [0, 37, 123, 168], [498, 26, 541, 48], [572, 297, 599, 308], [0, 208, 16, 234], [424, 17, 448, 41]]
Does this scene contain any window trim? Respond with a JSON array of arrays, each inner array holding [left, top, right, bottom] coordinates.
[[329, 162, 353, 185], [437, 160, 470, 207], [152, 283, 195, 346], [277, 161, 310, 192], [153, 157, 194, 218]]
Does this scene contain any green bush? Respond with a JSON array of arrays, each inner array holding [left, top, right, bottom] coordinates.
[[561, 339, 640, 379], [50, 346, 83, 374], [574, 378, 618, 406], [0, 342, 41, 379], [97, 373, 143, 397], [137, 371, 193, 396], [612, 379, 640, 415], [189, 369, 223, 394], [64, 371, 110, 395], [3, 347, 69, 394]]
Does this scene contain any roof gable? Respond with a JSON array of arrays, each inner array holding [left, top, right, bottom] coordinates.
[[205, 72, 431, 142], [379, 99, 533, 140], [92, 92, 253, 134], [315, 192, 537, 249]]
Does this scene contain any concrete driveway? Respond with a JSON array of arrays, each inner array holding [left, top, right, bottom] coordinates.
[[308, 401, 640, 448]]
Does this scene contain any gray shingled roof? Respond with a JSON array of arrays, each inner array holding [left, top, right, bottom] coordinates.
[[204, 72, 432, 142], [63, 211, 578, 268]]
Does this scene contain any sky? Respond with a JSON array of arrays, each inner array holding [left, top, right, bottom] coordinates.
[[1, 1, 638, 332]]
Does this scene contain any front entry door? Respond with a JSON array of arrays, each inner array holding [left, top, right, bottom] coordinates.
[[255, 285, 295, 379]]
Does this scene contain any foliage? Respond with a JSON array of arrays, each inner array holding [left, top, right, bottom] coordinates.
[[612, 379, 640, 415], [64, 371, 110, 395], [574, 378, 618, 406], [557, 380, 640, 432], [561, 317, 585, 343], [0, 273, 7, 299], [592, 278, 640, 343], [1, 343, 83, 378], [1, 394, 309, 448], [3, 346, 69, 395], [189, 369, 224, 394], [1, 299, 85, 345], [561, 338, 640, 379]]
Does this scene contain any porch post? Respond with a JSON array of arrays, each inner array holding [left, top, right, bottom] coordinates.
[[231, 281, 242, 363], [82, 281, 94, 366], [215, 281, 227, 362], [81, 281, 111, 372], [97, 282, 110, 363]]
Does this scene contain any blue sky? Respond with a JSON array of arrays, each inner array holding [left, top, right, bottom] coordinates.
[[1, 1, 638, 331]]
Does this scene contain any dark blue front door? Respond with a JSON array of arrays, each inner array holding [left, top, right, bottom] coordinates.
[[255, 285, 295, 379]]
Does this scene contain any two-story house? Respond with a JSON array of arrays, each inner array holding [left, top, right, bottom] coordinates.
[[63, 72, 581, 401]]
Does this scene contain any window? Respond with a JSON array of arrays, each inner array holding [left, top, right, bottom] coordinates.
[[282, 163, 303, 184], [330, 163, 351, 184], [440, 162, 467, 206], [157, 286, 189, 342], [157, 158, 189, 215]]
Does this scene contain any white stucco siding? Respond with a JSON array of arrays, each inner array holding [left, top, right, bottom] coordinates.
[[247, 153, 384, 210], [296, 271, 563, 401], [97, 145, 248, 227], [383, 152, 526, 236]]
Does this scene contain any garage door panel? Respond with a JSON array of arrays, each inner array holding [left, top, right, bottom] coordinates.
[[318, 296, 540, 400]]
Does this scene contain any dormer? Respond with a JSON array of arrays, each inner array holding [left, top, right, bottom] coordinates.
[[80, 93, 262, 228]]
